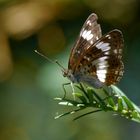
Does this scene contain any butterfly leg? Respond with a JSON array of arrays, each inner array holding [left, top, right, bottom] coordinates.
[[62, 82, 76, 99], [70, 82, 76, 100], [62, 82, 71, 99], [70, 82, 75, 93]]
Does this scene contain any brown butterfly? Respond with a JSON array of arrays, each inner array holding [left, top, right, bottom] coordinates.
[[62, 13, 124, 88]]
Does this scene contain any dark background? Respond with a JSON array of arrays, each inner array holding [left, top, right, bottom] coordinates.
[[0, 0, 140, 140]]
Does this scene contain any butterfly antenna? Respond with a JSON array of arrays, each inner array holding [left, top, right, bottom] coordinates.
[[55, 60, 65, 71], [35, 50, 65, 71], [35, 50, 56, 64]]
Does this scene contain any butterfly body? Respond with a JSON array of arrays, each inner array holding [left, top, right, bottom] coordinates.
[[63, 13, 124, 88], [63, 69, 103, 88]]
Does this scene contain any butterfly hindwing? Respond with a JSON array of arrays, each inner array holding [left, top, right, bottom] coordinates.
[[75, 29, 124, 86]]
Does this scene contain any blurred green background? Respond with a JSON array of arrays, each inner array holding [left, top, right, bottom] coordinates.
[[0, 0, 140, 140]]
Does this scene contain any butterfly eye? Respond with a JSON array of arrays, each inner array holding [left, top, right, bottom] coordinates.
[[62, 70, 68, 77]]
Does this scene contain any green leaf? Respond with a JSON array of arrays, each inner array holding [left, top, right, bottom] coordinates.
[[122, 96, 134, 110], [131, 110, 140, 119], [73, 109, 102, 121], [86, 88, 97, 104], [102, 87, 116, 107], [74, 92, 87, 103], [55, 108, 86, 119], [75, 84, 89, 99], [106, 96, 116, 107], [91, 89, 107, 109], [58, 101, 73, 106], [117, 97, 124, 112], [55, 98, 80, 106], [55, 84, 140, 123]]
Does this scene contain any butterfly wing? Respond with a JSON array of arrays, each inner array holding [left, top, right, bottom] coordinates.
[[68, 13, 102, 71], [75, 29, 124, 86]]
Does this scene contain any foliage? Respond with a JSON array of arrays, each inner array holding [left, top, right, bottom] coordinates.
[[55, 84, 140, 123]]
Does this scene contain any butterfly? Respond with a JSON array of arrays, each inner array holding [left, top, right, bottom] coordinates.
[[62, 13, 124, 88]]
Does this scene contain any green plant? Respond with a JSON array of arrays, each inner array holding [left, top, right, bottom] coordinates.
[[55, 84, 140, 123]]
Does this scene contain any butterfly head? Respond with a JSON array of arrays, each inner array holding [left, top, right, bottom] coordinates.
[[55, 60, 75, 82], [62, 69, 68, 77], [62, 69, 77, 83]]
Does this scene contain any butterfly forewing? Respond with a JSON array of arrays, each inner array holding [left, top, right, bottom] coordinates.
[[75, 29, 124, 86], [68, 13, 102, 71]]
